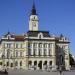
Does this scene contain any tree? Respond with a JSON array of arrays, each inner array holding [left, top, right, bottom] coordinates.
[[69, 53, 75, 66]]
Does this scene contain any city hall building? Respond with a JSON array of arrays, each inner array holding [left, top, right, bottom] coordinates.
[[0, 4, 70, 70]]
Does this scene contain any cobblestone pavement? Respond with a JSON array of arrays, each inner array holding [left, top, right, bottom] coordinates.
[[1, 69, 75, 75]]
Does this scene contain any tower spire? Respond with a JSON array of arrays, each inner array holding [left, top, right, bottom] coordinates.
[[29, 1, 39, 31], [31, 1, 36, 15]]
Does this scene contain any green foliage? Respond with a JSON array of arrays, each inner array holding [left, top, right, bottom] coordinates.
[[69, 53, 75, 66]]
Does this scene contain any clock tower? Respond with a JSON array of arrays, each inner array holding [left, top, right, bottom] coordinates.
[[29, 3, 39, 31]]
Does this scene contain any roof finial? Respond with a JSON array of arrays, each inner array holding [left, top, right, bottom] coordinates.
[[31, 0, 36, 15], [7, 29, 10, 34]]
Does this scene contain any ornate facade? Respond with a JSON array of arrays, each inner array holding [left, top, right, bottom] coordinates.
[[0, 3, 70, 70]]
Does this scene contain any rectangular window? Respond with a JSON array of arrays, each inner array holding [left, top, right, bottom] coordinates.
[[16, 44, 18, 48], [44, 43, 47, 48], [7, 49, 10, 58], [28, 49, 31, 56], [44, 49, 47, 56], [39, 43, 42, 48], [16, 51, 18, 57], [0, 62, 2, 65], [48, 43, 52, 48], [7, 43, 11, 48], [20, 51, 22, 57], [33, 43, 37, 48], [39, 49, 42, 56], [20, 44, 23, 48], [20, 61, 22, 66], [7, 62, 9, 66], [49, 49, 51, 56], [33, 49, 37, 56], [28, 43, 32, 48]]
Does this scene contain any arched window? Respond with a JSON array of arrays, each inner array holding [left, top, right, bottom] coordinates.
[[20, 61, 22, 66], [34, 61, 37, 66], [7, 61, 9, 66], [0, 62, 2, 65], [49, 61, 52, 65], [11, 63, 13, 67], [28, 61, 32, 65], [39, 35, 41, 39], [38, 33, 43, 39], [43, 61, 47, 65]]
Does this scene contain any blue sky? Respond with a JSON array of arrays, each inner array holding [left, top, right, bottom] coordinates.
[[0, 0, 75, 55]]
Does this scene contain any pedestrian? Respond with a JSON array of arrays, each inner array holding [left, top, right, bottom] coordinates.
[[59, 66, 62, 75]]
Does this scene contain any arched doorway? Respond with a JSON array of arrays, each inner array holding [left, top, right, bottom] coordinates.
[[34, 61, 37, 70], [49, 61, 52, 69], [43, 61, 47, 70], [10, 63, 13, 67], [28, 61, 32, 69], [38, 61, 42, 69]]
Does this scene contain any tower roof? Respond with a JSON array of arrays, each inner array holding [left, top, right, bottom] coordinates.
[[31, 2, 37, 15]]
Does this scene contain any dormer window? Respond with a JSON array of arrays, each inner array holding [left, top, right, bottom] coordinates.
[[39, 35, 41, 39], [38, 33, 43, 39]]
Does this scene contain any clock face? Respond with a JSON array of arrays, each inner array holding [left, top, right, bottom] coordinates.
[[32, 22, 36, 27]]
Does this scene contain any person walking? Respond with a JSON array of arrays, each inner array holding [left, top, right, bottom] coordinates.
[[59, 66, 62, 75]]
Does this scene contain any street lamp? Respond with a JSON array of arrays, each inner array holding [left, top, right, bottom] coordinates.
[[2, 54, 5, 70]]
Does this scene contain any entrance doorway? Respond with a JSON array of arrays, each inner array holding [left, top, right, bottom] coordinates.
[[38, 61, 42, 69], [34, 61, 37, 70]]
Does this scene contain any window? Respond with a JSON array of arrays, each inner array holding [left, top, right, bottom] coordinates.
[[11, 63, 13, 67], [49, 49, 51, 55], [20, 61, 22, 66], [39, 35, 41, 39], [7, 43, 11, 48], [44, 43, 47, 48], [39, 49, 42, 56], [48, 43, 52, 48], [20, 51, 22, 57], [16, 51, 18, 57], [33, 49, 37, 56], [33, 49, 35, 56], [0, 62, 2, 65], [16, 44, 18, 48], [20, 44, 23, 48], [28, 61, 32, 65], [7, 61, 9, 66], [44, 49, 47, 56], [64, 45, 68, 50], [49, 61, 52, 65], [33, 43, 37, 48], [28, 49, 31, 56], [39, 43, 42, 48], [7, 49, 10, 58], [28, 43, 32, 48]]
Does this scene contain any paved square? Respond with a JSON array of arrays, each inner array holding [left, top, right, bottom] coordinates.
[[4, 70, 75, 75]]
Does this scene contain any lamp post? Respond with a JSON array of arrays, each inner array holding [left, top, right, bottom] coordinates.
[[59, 55, 63, 75], [2, 54, 5, 70]]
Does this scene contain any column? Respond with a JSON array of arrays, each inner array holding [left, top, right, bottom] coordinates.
[[52, 43, 56, 70], [42, 61, 44, 70], [42, 44, 43, 56], [31, 43, 33, 55], [47, 44, 49, 56], [32, 61, 34, 70], [37, 61, 39, 70], [37, 43, 38, 56]]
